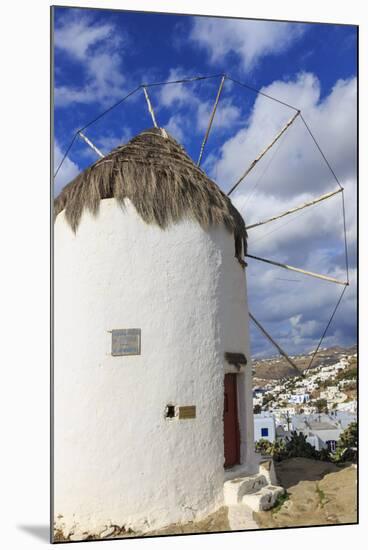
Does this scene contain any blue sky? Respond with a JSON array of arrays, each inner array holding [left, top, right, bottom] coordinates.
[[53, 7, 357, 358]]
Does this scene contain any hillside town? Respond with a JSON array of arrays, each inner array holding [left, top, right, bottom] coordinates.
[[252, 346, 357, 454]]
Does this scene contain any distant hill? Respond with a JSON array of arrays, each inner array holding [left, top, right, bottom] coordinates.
[[252, 345, 357, 381]]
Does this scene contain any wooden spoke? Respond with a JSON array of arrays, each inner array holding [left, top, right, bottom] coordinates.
[[197, 75, 226, 167], [249, 312, 301, 375], [228, 110, 300, 196], [246, 188, 343, 230], [246, 254, 348, 286], [78, 131, 104, 159]]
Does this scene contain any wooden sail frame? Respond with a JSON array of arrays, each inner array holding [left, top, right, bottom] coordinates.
[[246, 254, 348, 286], [143, 86, 158, 128], [54, 74, 351, 373], [197, 75, 226, 167]]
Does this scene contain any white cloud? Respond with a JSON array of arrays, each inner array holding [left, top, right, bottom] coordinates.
[[248, 248, 357, 358], [96, 128, 132, 153], [159, 68, 196, 108], [158, 68, 241, 145], [165, 114, 185, 143], [54, 14, 126, 107], [190, 18, 305, 72], [55, 17, 113, 60], [196, 97, 241, 133], [54, 141, 81, 196]]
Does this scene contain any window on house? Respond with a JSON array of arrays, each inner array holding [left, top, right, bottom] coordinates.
[[261, 427, 269, 437]]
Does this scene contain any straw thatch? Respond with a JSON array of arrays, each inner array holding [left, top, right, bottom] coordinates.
[[54, 127, 247, 260]]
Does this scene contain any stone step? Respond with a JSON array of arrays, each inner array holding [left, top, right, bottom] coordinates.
[[258, 458, 281, 487], [224, 473, 269, 505], [241, 485, 285, 512]]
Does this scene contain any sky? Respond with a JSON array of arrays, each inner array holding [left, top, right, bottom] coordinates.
[[53, 7, 357, 359]]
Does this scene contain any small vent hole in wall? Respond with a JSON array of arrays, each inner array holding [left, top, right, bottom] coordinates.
[[165, 404, 176, 419]]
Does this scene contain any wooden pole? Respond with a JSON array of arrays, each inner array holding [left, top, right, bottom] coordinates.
[[249, 312, 301, 375], [228, 110, 300, 196], [246, 254, 348, 286], [78, 131, 104, 159], [143, 87, 158, 128], [197, 75, 226, 167], [246, 188, 343, 230]]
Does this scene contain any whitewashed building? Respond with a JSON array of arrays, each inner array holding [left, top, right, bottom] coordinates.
[[289, 393, 310, 404], [254, 413, 277, 443], [291, 412, 356, 452], [53, 128, 258, 539]]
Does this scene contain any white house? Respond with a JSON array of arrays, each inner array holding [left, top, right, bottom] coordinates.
[[254, 413, 277, 443], [291, 413, 355, 452], [53, 127, 257, 539]]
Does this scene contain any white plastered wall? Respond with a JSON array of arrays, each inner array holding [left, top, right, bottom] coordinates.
[[53, 198, 255, 537]]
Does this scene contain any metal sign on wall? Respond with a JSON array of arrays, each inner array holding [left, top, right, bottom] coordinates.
[[178, 406, 196, 419], [111, 329, 141, 356]]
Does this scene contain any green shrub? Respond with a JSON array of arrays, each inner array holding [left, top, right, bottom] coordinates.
[[284, 431, 319, 460], [256, 432, 317, 462], [255, 423, 358, 464], [255, 438, 273, 455], [338, 421, 357, 448]]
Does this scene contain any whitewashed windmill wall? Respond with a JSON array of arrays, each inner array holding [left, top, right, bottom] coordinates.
[[53, 130, 256, 538]]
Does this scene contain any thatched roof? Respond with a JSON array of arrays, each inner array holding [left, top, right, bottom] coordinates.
[[54, 127, 247, 260]]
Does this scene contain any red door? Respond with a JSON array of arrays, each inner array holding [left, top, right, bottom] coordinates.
[[223, 373, 240, 468]]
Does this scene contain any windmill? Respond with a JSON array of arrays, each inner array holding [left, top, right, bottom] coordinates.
[[55, 72, 350, 377], [52, 73, 351, 539]]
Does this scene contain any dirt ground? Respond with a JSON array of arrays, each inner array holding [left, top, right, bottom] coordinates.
[[144, 506, 230, 536], [54, 507, 231, 541], [254, 457, 357, 528], [54, 459, 357, 541]]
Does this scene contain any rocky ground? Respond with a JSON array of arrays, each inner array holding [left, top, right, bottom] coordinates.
[[254, 457, 357, 528]]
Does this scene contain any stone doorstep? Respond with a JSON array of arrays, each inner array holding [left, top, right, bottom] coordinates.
[[224, 473, 269, 505], [242, 485, 285, 512], [224, 467, 285, 512]]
